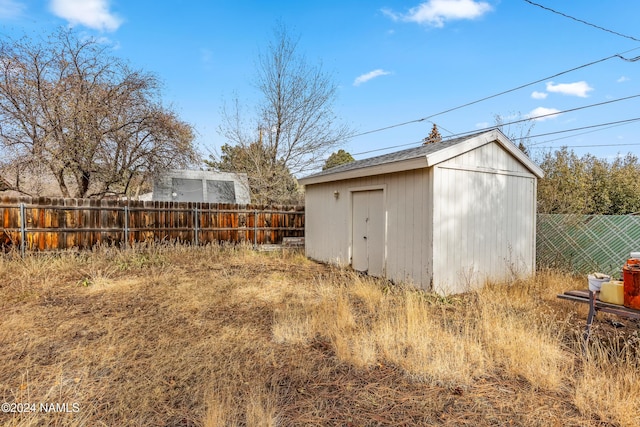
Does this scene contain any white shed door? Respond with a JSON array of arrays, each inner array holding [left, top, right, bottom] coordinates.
[[352, 190, 384, 277]]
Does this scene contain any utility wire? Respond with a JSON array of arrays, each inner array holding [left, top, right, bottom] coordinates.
[[302, 115, 640, 172], [524, 117, 640, 144], [442, 93, 640, 140], [523, 0, 640, 43], [531, 142, 640, 151], [350, 112, 640, 158], [352, 140, 423, 157], [349, 47, 640, 140], [527, 121, 638, 145]]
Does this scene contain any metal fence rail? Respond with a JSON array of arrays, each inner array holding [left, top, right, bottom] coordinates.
[[0, 196, 304, 254], [537, 213, 640, 276]]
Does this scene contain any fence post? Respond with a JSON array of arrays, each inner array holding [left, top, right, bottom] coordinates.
[[254, 210, 257, 249], [123, 205, 129, 248], [19, 203, 26, 257], [194, 206, 199, 246]]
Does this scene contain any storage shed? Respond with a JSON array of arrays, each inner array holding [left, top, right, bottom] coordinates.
[[299, 129, 544, 294]]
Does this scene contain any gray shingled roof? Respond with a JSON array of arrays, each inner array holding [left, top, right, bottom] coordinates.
[[304, 130, 488, 180]]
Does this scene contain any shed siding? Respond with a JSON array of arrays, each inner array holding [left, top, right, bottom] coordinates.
[[432, 161, 535, 294], [305, 168, 433, 289], [449, 141, 534, 176], [303, 133, 539, 295]]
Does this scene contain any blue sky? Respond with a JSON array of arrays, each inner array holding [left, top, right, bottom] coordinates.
[[1, 0, 640, 170]]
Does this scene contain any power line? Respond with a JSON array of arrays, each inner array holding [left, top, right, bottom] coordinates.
[[351, 114, 640, 159], [523, 0, 640, 43], [349, 47, 640, 140], [308, 54, 640, 169], [531, 142, 640, 151], [526, 117, 640, 146], [615, 54, 640, 62], [352, 140, 423, 157], [350, 123, 457, 157], [303, 116, 640, 173], [528, 121, 638, 145], [442, 93, 640, 140]]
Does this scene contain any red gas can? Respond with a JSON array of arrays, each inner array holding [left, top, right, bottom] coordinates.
[[623, 258, 640, 309]]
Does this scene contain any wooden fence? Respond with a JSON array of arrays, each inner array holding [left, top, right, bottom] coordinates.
[[0, 196, 304, 253]]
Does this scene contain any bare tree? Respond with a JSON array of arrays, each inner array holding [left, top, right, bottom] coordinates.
[[214, 24, 351, 203], [206, 141, 301, 204], [0, 28, 198, 198], [494, 112, 535, 158]]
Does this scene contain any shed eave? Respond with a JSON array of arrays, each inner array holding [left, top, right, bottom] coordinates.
[[298, 157, 428, 185]]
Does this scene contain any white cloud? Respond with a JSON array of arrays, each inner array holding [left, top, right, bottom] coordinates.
[[382, 0, 492, 27], [527, 107, 561, 122], [475, 121, 489, 128], [546, 81, 593, 98], [531, 91, 547, 100], [617, 76, 630, 83], [0, 0, 25, 19], [353, 69, 391, 86], [50, 0, 122, 31]]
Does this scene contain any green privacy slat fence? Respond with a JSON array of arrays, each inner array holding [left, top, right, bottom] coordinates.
[[537, 214, 640, 276]]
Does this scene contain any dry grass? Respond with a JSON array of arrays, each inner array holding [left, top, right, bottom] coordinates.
[[1, 244, 639, 426]]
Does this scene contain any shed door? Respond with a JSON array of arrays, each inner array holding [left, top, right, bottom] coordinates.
[[352, 190, 384, 276]]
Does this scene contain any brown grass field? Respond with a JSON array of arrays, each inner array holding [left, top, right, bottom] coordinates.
[[1, 244, 639, 426]]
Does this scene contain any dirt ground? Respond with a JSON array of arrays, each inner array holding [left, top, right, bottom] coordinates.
[[0, 245, 638, 426]]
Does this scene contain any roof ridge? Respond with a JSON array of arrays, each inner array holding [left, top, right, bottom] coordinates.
[[303, 130, 491, 180]]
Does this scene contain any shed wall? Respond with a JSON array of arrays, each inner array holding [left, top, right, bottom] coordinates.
[[305, 140, 538, 295], [305, 168, 433, 289], [431, 142, 536, 294], [447, 140, 533, 175]]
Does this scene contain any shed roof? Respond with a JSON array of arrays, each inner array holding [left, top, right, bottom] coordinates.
[[299, 129, 543, 185]]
